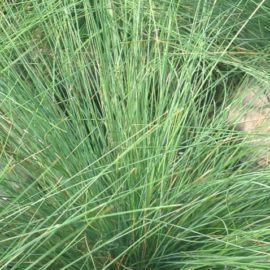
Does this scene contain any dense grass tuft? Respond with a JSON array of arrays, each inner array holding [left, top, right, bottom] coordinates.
[[1, 0, 270, 269]]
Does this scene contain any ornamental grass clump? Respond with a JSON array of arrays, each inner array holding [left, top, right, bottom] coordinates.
[[0, 1, 270, 269]]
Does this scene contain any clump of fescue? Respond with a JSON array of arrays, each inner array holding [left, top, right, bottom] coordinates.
[[0, 0, 270, 269]]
